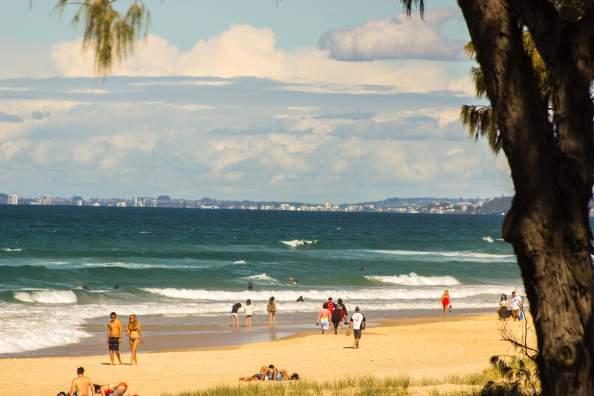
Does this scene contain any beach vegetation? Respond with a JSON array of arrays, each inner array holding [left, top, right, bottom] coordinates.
[[52, 0, 594, 394]]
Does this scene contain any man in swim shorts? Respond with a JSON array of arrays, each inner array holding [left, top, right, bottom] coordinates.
[[106, 312, 122, 365], [350, 306, 366, 349], [70, 367, 95, 396]]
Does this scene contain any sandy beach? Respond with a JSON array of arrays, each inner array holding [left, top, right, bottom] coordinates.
[[0, 313, 531, 395]]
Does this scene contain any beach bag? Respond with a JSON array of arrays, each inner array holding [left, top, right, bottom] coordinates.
[[519, 310, 525, 321]]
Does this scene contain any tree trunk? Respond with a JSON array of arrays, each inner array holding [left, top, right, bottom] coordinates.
[[457, 1, 594, 394]]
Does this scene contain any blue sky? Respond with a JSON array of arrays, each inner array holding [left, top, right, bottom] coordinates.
[[0, 1, 512, 202]]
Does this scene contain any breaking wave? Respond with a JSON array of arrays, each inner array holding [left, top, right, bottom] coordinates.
[[365, 273, 461, 286]]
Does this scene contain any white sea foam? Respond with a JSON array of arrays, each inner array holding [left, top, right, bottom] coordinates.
[[143, 285, 510, 302], [371, 249, 515, 262], [280, 240, 318, 248], [1, 248, 22, 252], [139, 231, 152, 234], [241, 273, 279, 284], [233, 260, 247, 265], [13, 290, 78, 304], [365, 273, 461, 286], [482, 236, 495, 243]]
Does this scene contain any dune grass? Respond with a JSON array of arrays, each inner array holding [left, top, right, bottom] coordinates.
[[164, 361, 538, 396], [164, 376, 411, 396]]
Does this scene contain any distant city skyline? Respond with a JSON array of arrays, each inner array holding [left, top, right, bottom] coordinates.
[[0, 1, 512, 201]]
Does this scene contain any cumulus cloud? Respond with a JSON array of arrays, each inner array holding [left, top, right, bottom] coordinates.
[[319, 9, 465, 61], [51, 25, 461, 94]]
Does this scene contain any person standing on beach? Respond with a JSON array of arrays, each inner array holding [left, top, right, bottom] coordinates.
[[231, 303, 242, 328], [69, 367, 95, 396], [440, 290, 451, 318], [126, 314, 143, 365], [327, 297, 335, 317], [244, 299, 254, 328], [106, 312, 122, 365], [349, 306, 366, 349], [510, 291, 523, 321], [267, 297, 277, 326], [316, 302, 331, 335]]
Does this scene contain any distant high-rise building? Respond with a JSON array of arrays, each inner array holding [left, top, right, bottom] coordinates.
[[7, 194, 18, 205]]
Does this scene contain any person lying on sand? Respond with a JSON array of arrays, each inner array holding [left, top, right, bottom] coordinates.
[[93, 382, 128, 396], [239, 365, 299, 381]]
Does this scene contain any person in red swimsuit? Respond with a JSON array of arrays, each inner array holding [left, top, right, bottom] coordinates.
[[440, 289, 451, 318], [93, 382, 127, 395]]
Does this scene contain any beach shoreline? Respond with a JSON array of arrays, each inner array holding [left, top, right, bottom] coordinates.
[[1, 307, 493, 359], [0, 311, 528, 396]]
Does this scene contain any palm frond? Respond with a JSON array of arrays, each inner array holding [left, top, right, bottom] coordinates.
[[460, 105, 502, 154], [463, 41, 475, 59], [400, 0, 424, 18], [55, 0, 150, 76]]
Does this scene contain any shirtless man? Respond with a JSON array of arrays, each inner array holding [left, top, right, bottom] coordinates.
[[69, 367, 95, 396], [107, 312, 123, 365]]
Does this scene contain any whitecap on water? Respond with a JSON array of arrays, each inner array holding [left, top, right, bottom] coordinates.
[[280, 240, 318, 248], [365, 273, 461, 286]]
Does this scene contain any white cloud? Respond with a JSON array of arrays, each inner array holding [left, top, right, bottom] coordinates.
[[319, 9, 465, 61], [51, 25, 459, 93]]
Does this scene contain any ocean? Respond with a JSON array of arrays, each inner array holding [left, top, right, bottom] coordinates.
[[0, 206, 521, 356]]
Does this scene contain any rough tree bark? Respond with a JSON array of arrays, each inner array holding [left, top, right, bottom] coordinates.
[[457, 0, 594, 395]]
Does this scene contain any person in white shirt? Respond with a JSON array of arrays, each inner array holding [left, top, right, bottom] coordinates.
[[349, 306, 366, 349], [244, 299, 254, 328], [510, 291, 523, 320]]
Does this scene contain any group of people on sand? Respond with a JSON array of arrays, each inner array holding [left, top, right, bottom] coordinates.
[[106, 312, 143, 365], [57, 367, 130, 396], [316, 297, 366, 349], [497, 290, 525, 321], [231, 296, 278, 327], [239, 364, 300, 382]]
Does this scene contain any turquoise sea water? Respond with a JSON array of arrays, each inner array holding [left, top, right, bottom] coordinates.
[[0, 206, 521, 354]]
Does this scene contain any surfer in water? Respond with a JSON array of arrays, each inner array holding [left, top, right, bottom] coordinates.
[[288, 274, 298, 285], [247, 281, 254, 291]]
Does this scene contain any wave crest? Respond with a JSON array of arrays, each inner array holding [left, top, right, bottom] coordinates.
[[13, 290, 78, 304], [280, 240, 318, 248], [365, 273, 460, 286]]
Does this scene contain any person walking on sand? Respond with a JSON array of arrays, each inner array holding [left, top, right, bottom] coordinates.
[[510, 291, 523, 321], [349, 306, 366, 349], [331, 302, 342, 335], [440, 290, 451, 318], [69, 367, 95, 396], [316, 302, 331, 334], [106, 312, 122, 365], [244, 299, 254, 328], [231, 302, 242, 328], [126, 314, 143, 365], [267, 297, 277, 326]]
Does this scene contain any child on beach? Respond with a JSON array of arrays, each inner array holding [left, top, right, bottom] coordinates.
[[231, 303, 242, 328], [316, 302, 331, 334], [244, 299, 254, 327], [267, 297, 277, 326], [440, 290, 451, 318]]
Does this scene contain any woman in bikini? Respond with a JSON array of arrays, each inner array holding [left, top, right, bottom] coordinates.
[[440, 290, 451, 318], [93, 382, 127, 395], [126, 314, 143, 365]]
